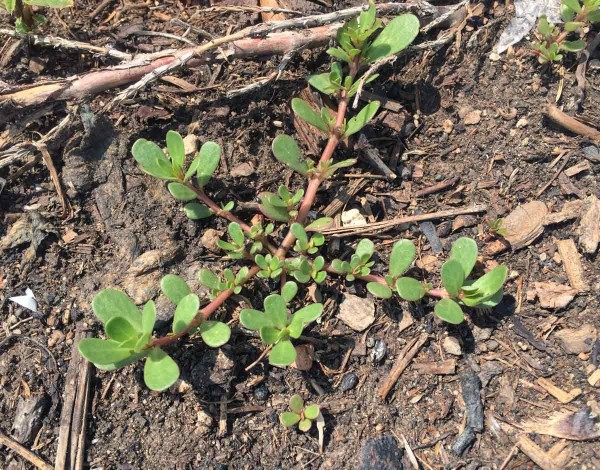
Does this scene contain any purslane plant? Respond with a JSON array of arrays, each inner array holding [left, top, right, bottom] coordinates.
[[280, 395, 321, 432], [78, 4, 508, 393], [532, 0, 599, 64]]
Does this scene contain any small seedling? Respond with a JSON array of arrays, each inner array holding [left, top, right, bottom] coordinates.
[[239, 284, 322, 366], [532, 0, 599, 64], [486, 218, 508, 238], [2, 0, 72, 32], [280, 394, 321, 432]]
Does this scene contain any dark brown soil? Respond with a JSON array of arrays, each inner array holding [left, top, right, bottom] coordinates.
[[1, 1, 600, 469]]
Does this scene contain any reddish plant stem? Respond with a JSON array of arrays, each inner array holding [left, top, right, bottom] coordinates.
[[151, 265, 261, 348], [185, 182, 278, 254]]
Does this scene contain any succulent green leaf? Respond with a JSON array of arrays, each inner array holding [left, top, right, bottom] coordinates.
[[134, 332, 151, 352], [327, 47, 351, 63], [260, 326, 281, 345], [588, 10, 600, 22], [200, 321, 231, 347], [144, 348, 180, 391], [305, 217, 333, 231], [172, 293, 200, 334], [93, 351, 149, 371], [281, 281, 299, 303], [228, 222, 245, 246], [196, 141, 221, 187], [434, 299, 465, 324], [308, 72, 338, 95], [292, 303, 323, 325], [166, 130, 185, 171], [364, 14, 420, 63], [470, 266, 508, 300], [291, 223, 308, 245], [477, 288, 504, 308], [291, 98, 329, 133], [240, 309, 272, 330], [304, 404, 319, 420], [345, 101, 380, 137], [280, 412, 301, 427], [562, 0, 581, 12], [184, 155, 201, 181], [449, 237, 478, 278], [272, 135, 308, 175], [290, 394, 304, 413], [269, 340, 296, 367], [355, 238, 375, 259], [287, 317, 304, 339], [105, 317, 138, 343], [92, 289, 142, 331], [259, 197, 292, 222], [298, 419, 312, 432], [22, 0, 73, 6], [367, 282, 393, 299], [141, 301, 156, 336], [183, 202, 212, 220], [198, 268, 222, 290], [160, 274, 191, 305], [441, 259, 465, 297], [389, 239, 416, 277], [5, 0, 17, 13], [78, 338, 135, 366], [264, 294, 288, 329], [168, 182, 196, 201], [396, 277, 427, 301], [560, 39, 586, 52], [131, 139, 176, 180]]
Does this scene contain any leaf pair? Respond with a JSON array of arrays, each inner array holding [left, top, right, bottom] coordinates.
[[288, 255, 327, 284], [280, 394, 320, 432], [259, 185, 304, 222], [239, 293, 323, 366], [367, 239, 417, 299], [217, 222, 246, 259], [331, 239, 375, 281]]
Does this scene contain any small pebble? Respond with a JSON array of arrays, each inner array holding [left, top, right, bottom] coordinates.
[[254, 385, 269, 401], [340, 373, 359, 392], [370, 339, 386, 364]]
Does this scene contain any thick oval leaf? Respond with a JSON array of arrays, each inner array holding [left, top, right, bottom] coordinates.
[[345, 101, 380, 137], [264, 294, 288, 329], [166, 130, 185, 171], [287, 317, 304, 339], [200, 321, 231, 347], [449, 237, 478, 278], [228, 222, 245, 246], [95, 350, 148, 371], [144, 348, 180, 391], [134, 332, 151, 352], [304, 404, 319, 420], [197, 141, 221, 187], [160, 274, 191, 305], [272, 135, 308, 175], [22, 0, 73, 7], [389, 239, 416, 277], [269, 340, 296, 367], [280, 412, 301, 427], [367, 282, 393, 299], [291, 98, 329, 133], [260, 326, 281, 345], [292, 303, 323, 325], [141, 301, 156, 336], [131, 139, 175, 180], [291, 223, 308, 244], [298, 419, 312, 432], [172, 293, 200, 334], [562, 0, 581, 13], [364, 14, 420, 63], [105, 317, 139, 343], [184, 155, 201, 181], [183, 202, 212, 220], [470, 266, 508, 299], [305, 217, 333, 231], [355, 239, 375, 259], [78, 338, 134, 366], [259, 199, 291, 222], [560, 39, 586, 52], [92, 289, 142, 331], [434, 299, 465, 324], [240, 309, 273, 330], [290, 394, 304, 413], [168, 182, 196, 201], [396, 277, 427, 301], [308, 72, 337, 95], [198, 268, 221, 290], [477, 288, 504, 308], [441, 259, 465, 297], [281, 281, 298, 303]]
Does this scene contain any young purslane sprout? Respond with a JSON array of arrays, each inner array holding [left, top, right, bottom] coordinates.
[[280, 395, 321, 432]]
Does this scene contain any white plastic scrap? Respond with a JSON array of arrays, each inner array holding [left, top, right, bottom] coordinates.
[[495, 0, 562, 54], [9, 288, 38, 313]]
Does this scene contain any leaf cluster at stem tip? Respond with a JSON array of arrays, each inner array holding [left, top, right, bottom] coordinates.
[[280, 394, 321, 432]]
